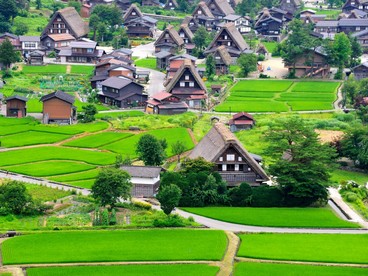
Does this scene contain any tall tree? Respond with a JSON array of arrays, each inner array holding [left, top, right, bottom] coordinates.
[[341, 127, 368, 169], [265, 116, 336, 206], [0, 0, 18, 21], [237, 53, 257, 77], [89, 14, 99, 41], [91, 168, 132, 209], [91, 4, 122, 27], [342, 75, 358, 106], [171, 140, 186, 163], [136, 134, 166, 166], [193, 26, 209, 55], [328, 32, 352, 79], [205, 54, 216, 80], [280, 19, 312, 76], [0, 38, 20, 69], [349, 35, 362, 67], [68, 0, 82, 13], [157, 184, 182, 215]]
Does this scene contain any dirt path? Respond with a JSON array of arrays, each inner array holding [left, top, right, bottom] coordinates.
[[217, 231, 240, 276], [235, 257, 368, 268], [187, 128, 198, 145], [334, 83, 343, 110], [66, 65, 71, 74]]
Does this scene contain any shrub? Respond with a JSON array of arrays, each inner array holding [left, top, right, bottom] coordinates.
[[344, 192, 358, 202], [153, 214, 185, 227], [132, 199, 152, 210], [257, 54, 265, 61], [251, 186, 284, 207], [259, 73, 270, 78]]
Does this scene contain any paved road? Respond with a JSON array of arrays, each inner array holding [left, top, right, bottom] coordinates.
[[132, 42, 155, 59], [141, 67, 165, 96]]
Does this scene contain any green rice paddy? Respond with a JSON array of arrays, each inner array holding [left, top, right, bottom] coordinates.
[[215, 81, 340, 112], [2, 229, 227, 264]]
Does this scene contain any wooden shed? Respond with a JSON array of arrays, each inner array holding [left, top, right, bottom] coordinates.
[[40, 90, 76, 124], [5, 95, 28, 118]]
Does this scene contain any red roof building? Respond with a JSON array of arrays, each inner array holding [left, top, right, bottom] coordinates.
[[229, 112, 255, 132]]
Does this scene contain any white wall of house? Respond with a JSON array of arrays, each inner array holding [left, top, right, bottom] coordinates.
[[131, 175, 159, 185]]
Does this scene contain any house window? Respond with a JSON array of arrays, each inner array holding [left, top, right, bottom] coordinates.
[[219, 156, 223, 161], [359, 5, 363, 9], [357, 27, 361, 31], [198, 10, 202, 14], [224, 35, 228, 39], [103, 86, 107, 91], [87, 48, 93, 53], [169, 2, 172, 5], [50, 29, 53, 33], [180, 81, 185, 87], [238, 157, 242, 161], [235, 164, 239, 171], [185, 75, 189, 80], [222, 164, 227, 171], [189, 82, 194, 87], [165, 33, 169, 38], [227, 154, 235, 161], [287, 0, 290, 3], [57, 18, 61, 21], [132, 12, 136, 15], [227, 41, 231, 46], [215, 56, 221, 59]]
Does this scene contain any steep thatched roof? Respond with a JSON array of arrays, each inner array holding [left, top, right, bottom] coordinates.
[[206, 0, 234, 16], [165, 59, 206, 92], [207, 22, 248, 51], [123, 4, 143, 22], [214, 45, 232, 65], [178, 23, 194, 41], [154, 25, 184, 47], [188, 123, 269, 181], [41, 7, 89, 39], [193, 2, 214, 18]]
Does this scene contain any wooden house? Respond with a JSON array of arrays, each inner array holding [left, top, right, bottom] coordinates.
[[205, 22, 249, 58], [188, 123, 269, 186], [0, 33, 21, 51], [279, 0, 301, 15], [120, 166, 162, 197], [209, 45, 232, 74], [205, 0, 234, 19], [192, 2, 217, 31], [28, 50, 45, 65], [166, 54, 197, 80], [229, 112, 255, 132], [154, 51, 174, 70], [352, 29, 368, 51], [42, 33, 76, 51], [19, 36, 41, 56], [343, 0, 368, 13], [256, 44, 270, 59], [254, 8, 285, 41], [284, 47, 330, 78], [99, 76, 147, 108], [314, 20, 339, 39], [164, 0, 178, 10], [154, 25, 184, 54], [165, 59, 207, 109], [123, 4, 143, 23], [124, 16, 157, 37], [58, 41, 104, 63], [223, 14, 251, 34], [339, 18, 368, 34], [182, 16, 200, 33], [146, 91, 188, 114], [5, 95, 28, 118], [300, 14, 327, 24], [40, 90, 76, 124], [352, 62, 368, 80], [41, 7, 89, 40], [178, 24, 195, 54]]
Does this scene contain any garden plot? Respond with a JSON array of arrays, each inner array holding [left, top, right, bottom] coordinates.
[[2, 229, 227, 264], [64, 132, 133, 148], [47, 169, 100, 182], [215, 81, 340, 112], [27, 264, 219, 276], [237, 233, 368, 264], [234, 262, 368, 276], [182, 207, 359, 228]]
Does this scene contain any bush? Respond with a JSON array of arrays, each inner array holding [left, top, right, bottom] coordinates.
[[259, 73, 270, 78], [251, 186, 284, 207], [257, 54, 265, 61], [344, 192, 358, 202], [153, 214, 185, 227], [132, 199, 152, 210]]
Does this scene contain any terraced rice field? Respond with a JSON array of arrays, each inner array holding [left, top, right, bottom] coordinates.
[[2, 229, 227, 264], [215, 81, 340, 112]]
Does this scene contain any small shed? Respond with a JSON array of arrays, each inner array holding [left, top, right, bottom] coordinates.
[[211, 84, 223, 94], [29, 50, 45, 65], [5, 95, 28, 118], [120, 165, 163, 197], [256, 44, 270, 59], [154, 51, 174, 70], [40, 90, 76, 124], [229, 112, 255, 132]]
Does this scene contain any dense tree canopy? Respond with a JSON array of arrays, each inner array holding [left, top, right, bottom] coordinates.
[[0, 38, 20, 69], [265, 116, 336, 206], [237, 54, 257, 77], [157, 184, 182, 215], [341, 127, 368, 169], [136, 134, 166, 166], [91, 168, 132, 208]]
